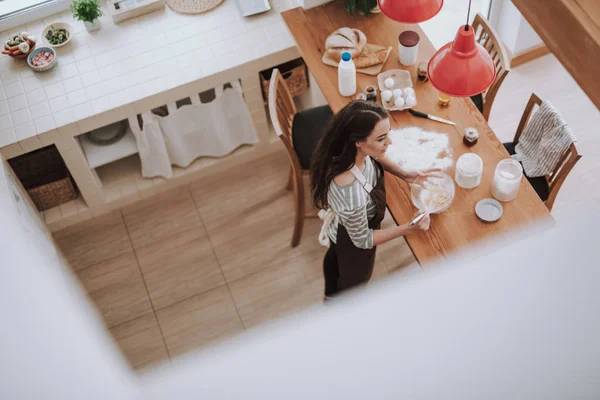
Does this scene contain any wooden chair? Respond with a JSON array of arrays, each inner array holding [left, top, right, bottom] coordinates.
[[503, 93, 582, 211], [471, 13, 511, 121], [268, 68, 333, 247]]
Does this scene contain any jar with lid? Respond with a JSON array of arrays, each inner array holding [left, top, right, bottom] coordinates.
[[455, 153, 483, 189], [491, 159, 523, 202]]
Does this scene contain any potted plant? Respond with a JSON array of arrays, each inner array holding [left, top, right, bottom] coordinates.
[[70, 0, 104, 32], [344, 0, 379, 16]]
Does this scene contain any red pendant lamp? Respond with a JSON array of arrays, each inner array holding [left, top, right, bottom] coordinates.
[[378, 0, 444, 23], [427, 0, 496, 96]]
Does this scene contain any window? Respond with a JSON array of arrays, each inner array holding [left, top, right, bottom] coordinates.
[[0, 0, 70, 32]]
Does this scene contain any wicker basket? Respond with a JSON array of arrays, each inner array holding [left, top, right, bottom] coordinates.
[[8, 145, 78, 211], [260, 58, 309, 101]]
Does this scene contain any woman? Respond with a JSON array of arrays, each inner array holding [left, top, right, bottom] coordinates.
[[311, 100, 433, 298]]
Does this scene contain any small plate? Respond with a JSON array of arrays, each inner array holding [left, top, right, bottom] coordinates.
[[475, 198, 503, 223]]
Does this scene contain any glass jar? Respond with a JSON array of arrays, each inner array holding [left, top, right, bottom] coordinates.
[[455, 153, 483, 189], [491, 159, 523, 202]]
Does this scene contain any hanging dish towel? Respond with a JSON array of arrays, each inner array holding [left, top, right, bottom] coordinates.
[[128, 113, 173, 179], [513, 101, 577, 178], [157, 80, 259, 168]]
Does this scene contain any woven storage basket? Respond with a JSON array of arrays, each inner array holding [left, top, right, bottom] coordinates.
[[8, 145, 78, 211], [260, 58, 309, 101]]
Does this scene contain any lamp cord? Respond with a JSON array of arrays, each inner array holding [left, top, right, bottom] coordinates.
[[465, 0, 472, 30]]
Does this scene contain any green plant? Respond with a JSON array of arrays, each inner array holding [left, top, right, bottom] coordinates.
[[344, 0, 378, 16], [70, 0, 103, 23]]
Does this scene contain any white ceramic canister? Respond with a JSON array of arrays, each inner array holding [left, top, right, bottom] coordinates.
[[455, 153, 483, 189], [491, 159, 523, 202], [398, 30, 419, 66]]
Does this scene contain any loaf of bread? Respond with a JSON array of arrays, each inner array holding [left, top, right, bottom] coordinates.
[[325, 27, 367, 62], [353, 44, 389, 68]]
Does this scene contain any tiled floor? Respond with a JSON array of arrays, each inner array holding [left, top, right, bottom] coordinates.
[[54, 51, 599, 371], [54, 150, 416, 370]]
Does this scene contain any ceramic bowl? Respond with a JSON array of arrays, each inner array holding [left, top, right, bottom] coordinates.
[[27, 46, 57, 72], [42, 22, 72, 48]]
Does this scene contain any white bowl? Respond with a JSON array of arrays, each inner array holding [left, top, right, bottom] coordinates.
[[42, 22, 72, 48], [27, 47, 57, 72], [410, 173, 455, 213]]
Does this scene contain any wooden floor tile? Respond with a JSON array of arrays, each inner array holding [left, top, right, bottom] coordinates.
[[209, 207, 324, 282], [155, 286, 244, 358], [53, 210, 132, 271], [122, 187, 201, 249], [109, 313, 169, 370], [77, 251, 153, 327], [135, 227, 225, 310], [189, 151, 289, 231], [228, 259, 323, 329]]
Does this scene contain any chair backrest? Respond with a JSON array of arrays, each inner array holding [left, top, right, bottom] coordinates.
[[268, 68, 305, 174], [472, 13, 511, 121], [514, 93, 582, 211]]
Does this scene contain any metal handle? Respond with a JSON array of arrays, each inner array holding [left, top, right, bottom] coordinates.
[[409, 212, 427, 226]]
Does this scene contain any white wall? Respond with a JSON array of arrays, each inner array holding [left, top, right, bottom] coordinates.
[[0, 157, 138, 400], [138, 215, 600, 399], [491, 0, 543, 55]]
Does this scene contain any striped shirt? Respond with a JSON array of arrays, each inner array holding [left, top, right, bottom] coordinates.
[[327, 156, 379, 249]]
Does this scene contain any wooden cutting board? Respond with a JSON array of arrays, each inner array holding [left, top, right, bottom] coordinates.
[[322, 43, 392, 76]]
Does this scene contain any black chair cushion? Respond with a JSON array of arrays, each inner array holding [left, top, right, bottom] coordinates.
[[292, 105, 334, 170], [471, 93, 484, 113], [503, 142, 550, 201]]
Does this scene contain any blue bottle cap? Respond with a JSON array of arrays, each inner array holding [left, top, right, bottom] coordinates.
[[341, 52, 351, 61]]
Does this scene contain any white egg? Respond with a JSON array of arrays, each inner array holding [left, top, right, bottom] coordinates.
[[394, 96, 405, 108], [403, 87, 415, 97], [384, 77, 395, 89], [381, 90, 393, 102], [392, 88, 403, 98], [405, 95, 416, 107]]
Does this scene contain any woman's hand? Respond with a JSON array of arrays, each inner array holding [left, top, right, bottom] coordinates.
[[402, 168, 443, 182], [403, 212, 431, 234]]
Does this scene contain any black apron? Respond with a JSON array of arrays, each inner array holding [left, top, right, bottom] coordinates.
[[323, 159, 386, 297]]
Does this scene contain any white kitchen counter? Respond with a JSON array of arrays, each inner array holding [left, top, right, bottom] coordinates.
[[0, 0, 298, 149]]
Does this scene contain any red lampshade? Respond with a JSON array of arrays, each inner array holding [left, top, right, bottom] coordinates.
[[378, 0, 444, 23], [427, 25, 496, 97]]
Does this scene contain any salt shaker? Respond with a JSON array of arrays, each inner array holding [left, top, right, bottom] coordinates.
[[463, 127, 479, 147]]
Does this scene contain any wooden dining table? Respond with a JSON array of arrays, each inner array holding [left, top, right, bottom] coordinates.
[[281, 2, 553, 264]]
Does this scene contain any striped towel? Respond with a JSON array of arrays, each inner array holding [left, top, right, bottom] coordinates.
[[513, 101, 576, 178]]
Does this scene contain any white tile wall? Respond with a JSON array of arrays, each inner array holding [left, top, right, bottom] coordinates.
[[63, 76, 84, 93], [15, 122, 37, 140], [5, 81, 25, 98], [25, 88, 47, 105], [0, 114, 13, 129], [8, 94, 28, 112], [34, 115, 57, 135], [12, 108, 33, 126], [60, 63, 80, 80], [0, 100, 9, 116], [30, 101, 51, 118], [0, 2, 298, 147], [44, 82, 66, 100]]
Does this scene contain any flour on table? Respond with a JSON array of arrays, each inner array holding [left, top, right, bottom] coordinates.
[[385, 127, 453, 171]]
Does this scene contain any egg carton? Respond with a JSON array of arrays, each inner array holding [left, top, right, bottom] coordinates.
[[377, 69, 417, 111]]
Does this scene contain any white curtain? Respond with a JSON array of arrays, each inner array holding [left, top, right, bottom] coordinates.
[[130, 81, 259, 178]]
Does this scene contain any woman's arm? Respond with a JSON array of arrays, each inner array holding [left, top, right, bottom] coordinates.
[[372, 212, 430, 246], [377, 155, 442, 182]]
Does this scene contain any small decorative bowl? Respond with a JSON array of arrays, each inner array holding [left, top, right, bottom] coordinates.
[[4, 39, 36, 60], [27, 46, 57, 72], [42, 22, 72, 48]]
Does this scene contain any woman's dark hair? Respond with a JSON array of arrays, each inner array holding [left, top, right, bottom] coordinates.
[[310, 100, 388, 210]]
